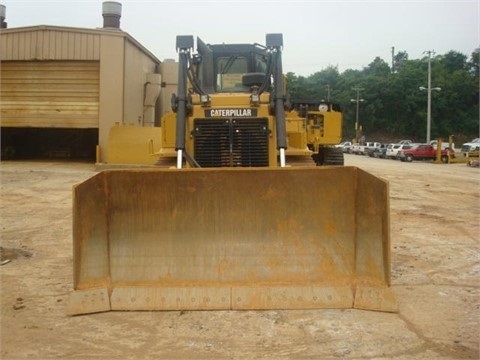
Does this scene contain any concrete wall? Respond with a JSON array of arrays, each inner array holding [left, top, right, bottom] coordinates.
[[123, 39, 160, 127], [159, 60, 178, 118], [98, 33, 125, 162]]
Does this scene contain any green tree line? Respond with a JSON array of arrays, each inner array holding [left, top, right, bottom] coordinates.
[[286, 50, 480, 144]]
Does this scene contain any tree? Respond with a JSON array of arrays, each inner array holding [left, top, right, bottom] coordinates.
[[365, 57, 391, 77], [284, 49, 479, 142], [439, 51, 468, 72], [393, 51, 408, 73]]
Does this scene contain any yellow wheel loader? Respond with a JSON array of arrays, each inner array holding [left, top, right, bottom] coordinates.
[[68, 34, 396, 315]]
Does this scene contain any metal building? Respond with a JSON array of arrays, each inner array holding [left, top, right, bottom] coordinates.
[[0, 2, 176, 162]]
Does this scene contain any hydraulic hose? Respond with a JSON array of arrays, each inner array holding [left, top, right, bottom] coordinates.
[[175, 50, 188, 168], [273, 49, 287, 165]]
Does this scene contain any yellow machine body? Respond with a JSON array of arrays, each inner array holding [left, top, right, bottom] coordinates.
[[68, 34, 396, 315], [304, 109, 343, 149], [105, 126, 162, 165], [159, 93, 281, 167]]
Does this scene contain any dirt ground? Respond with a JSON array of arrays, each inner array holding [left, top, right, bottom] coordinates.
[[1, 156, 479, 359]]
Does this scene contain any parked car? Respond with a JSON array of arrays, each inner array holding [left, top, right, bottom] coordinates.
[[334, 141, 352, 153], [349, 143, 363, 154], [371, 144, 388, 158], [430, 139, 455, 151], [461, 138, 480, 155], [386, 144, 402, 159], [398, 139, 413, 145], [395, 144, 414, 159], [385, 143, 413, 160], [365, 142, 382, 157], [398, 144, 449, 163], [353, 141, 381, 156]]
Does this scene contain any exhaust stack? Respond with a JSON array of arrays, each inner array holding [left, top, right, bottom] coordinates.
[[102, 1, 121, 29], [0, 4, 7, 29]]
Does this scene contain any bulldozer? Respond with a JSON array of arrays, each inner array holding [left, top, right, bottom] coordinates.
[[67, 34, 396, 315], [288, 100, 344, 166]]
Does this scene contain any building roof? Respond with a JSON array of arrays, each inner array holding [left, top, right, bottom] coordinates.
[[0, 24, 160, 63]]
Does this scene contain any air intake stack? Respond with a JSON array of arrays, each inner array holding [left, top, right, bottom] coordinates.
[[102, 1, 121, 29], [0, 4, 7, 29]]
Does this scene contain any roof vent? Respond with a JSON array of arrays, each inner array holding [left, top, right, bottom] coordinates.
[[0, 4, 7, 29], [102, 1, 122, 29]]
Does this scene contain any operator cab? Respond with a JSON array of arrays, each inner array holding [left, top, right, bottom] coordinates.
[[195, 38, 270, 93]]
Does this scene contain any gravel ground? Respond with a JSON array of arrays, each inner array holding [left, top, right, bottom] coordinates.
[[1, 156, 479, 359]]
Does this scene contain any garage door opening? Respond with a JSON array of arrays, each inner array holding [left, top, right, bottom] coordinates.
[[1, 128, 98, 161]]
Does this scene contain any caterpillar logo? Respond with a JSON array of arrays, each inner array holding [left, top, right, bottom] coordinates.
[[205, 108, 257, 117]]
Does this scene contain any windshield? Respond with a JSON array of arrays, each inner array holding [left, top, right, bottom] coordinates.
[[214, 51, 269, 93], [216, 56, 248, 92]]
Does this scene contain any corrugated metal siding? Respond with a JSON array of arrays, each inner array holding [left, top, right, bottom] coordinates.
[[1, 61, 100, 128], [0, 28, 101, 61]]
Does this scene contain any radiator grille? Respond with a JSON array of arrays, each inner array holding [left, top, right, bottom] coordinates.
[[193, 118, 269, 167]]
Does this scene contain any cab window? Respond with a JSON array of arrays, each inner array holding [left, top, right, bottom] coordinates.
[[216, 56, 248, 92]]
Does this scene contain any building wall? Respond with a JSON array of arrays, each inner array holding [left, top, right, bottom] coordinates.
[[123, 39, 159, 127], [98, 33, 124, 161], [0, 26, 163, 162], [159, 60, 178, 118]]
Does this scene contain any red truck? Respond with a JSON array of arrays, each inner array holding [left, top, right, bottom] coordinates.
[[399, 144, 449, 163]]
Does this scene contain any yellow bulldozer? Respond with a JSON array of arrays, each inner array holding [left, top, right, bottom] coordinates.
[[67, 34, 396, 315]]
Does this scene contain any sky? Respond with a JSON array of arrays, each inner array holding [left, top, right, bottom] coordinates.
[[1, 0, 479, 76]]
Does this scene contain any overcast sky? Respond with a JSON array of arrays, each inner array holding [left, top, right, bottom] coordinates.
[[1, 0, 479, 76]]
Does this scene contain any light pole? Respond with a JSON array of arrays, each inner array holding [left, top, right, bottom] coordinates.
[[476, 47, 480, 126], [420, 50, 441, 143], [351, 86, 364, 143]]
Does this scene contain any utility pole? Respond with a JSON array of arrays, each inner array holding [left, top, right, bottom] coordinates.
[[325, 84, 331, 102], [476, 48, 480, 127], [426, 50, 434, 143], [391, 46, 395, 73], [350, 86, 364, 143], [420, 50, 440, 144]]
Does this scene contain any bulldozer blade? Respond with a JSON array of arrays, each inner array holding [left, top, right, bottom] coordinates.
[[67, 166, 396, 315]]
